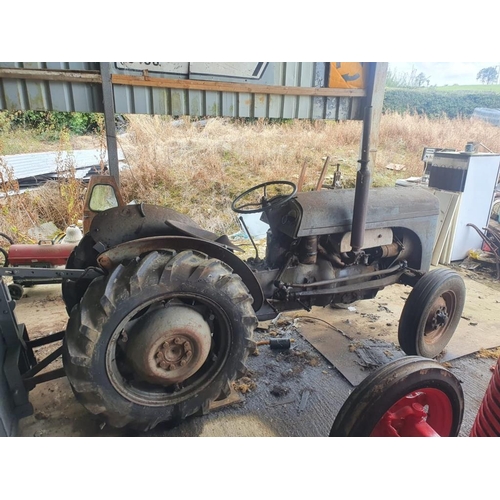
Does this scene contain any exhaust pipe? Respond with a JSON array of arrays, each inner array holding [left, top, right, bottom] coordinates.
[[350, 106, 372, 253]]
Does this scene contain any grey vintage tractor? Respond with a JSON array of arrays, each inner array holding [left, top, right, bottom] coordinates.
[[60, 170, 465, 430]]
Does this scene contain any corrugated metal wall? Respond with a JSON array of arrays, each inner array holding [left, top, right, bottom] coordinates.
[[0, 62, 101, 113], [0, 62, 366, 120], [110, 62, 363, 120]]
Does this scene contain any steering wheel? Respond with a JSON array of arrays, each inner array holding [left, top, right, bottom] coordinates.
[[231, 181, 297, 214]]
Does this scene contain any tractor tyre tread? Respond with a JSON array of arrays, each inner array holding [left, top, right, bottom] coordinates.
[[63, 249, 257, 431]]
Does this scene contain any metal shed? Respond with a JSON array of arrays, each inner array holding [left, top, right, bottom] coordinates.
[[0, 62, 388, 181]]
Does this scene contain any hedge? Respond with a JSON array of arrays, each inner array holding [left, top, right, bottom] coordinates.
[[383, 88, 500, 118]]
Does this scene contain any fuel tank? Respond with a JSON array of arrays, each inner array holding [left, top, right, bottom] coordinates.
[[8, 243, 76, 266]]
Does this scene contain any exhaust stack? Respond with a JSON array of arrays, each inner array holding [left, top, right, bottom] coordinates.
[[350, 106, 373, 253]]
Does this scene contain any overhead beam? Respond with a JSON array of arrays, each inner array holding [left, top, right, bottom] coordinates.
[[111, 73, 366, 97], [0, 66, 369, 102], [0, 68, 101, 83], [0, 68, 366, 98]]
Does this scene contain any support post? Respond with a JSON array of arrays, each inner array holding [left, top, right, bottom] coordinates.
[[349, 62, 388, 253], [350, 106, 372, 253], [99, 62, 120, 186], [365, 62, 388, 169]]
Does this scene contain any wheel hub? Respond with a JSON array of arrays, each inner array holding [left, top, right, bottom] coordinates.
[[424, 296, 450, 340], [431, 308, 449, 329], [373, 393, 441, 437], [125, 304, 212, 385], [154, 336, 194, 371]]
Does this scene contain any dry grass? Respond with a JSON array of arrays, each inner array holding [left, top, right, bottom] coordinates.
[[2, 112, 500, 240], [378, 112, 500, 172], [119, 116, 364, 233], [476, 347, 500, 359], [117, 112, 500, 234], [0, 131, 86, 242]]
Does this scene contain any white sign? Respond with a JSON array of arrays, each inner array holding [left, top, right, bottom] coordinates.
[[190, 63, 267, 79], [116, 62, 189, 74], [115, 62, 267, 79]]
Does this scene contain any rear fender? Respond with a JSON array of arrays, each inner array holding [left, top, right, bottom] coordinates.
[[97, 236, 264, 312]]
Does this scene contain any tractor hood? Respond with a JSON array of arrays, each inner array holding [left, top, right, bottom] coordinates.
[[270, 186, 440, 238]]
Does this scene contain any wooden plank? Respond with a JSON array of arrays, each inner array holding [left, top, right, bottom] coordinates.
[[297, 160, 308, 191], [111, 74, 366, 98], [315, 156, 330, 191], [0, 68, 101, 83]]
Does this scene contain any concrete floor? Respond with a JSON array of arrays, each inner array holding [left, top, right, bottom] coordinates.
[[14, 265, 499, 438]]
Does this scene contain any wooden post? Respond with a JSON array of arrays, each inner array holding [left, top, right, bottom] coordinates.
[[315, 156, 330, 191], [297, 160, 308, 191]]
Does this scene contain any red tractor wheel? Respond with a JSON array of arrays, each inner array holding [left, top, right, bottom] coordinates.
[[330, 356, 464, 437]]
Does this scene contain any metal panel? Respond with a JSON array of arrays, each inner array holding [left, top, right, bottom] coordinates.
[[1, 149, 126, 182], [313, 62, 328, 119], [112, 62, 363, 120], [0, 62, 372, 120], [298, 63, 315, 118], [283, 62, 299, 118], [0, 62, 101, 112]]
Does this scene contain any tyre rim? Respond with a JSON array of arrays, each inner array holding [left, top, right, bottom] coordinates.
[[105, 293, 232, 406], [370, 388, 454, 437], [423, 292, 456, 345]]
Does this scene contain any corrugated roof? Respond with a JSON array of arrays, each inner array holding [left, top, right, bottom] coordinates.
[[1, 149, 126, 188]]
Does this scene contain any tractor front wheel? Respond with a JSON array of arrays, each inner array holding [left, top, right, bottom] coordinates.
[[330, 356, 464, 437], [398, 269, 465, 358]]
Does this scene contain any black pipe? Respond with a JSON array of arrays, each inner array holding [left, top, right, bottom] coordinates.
[[287, 262, 405, 288], [350, 106, 373, 253]]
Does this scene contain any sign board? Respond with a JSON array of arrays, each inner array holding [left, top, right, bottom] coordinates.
[[115, 62, 269, 80]]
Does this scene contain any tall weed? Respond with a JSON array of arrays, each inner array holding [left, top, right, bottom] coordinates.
[[2, 112, 500, 240]]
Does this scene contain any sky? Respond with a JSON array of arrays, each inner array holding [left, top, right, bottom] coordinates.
[[388, 62, 500, 86]]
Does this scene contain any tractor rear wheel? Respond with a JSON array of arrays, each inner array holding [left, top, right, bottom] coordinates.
[[398, 269, 465, 358], [63, 249, 257, 431], [62, 233, 99, 315]]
